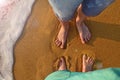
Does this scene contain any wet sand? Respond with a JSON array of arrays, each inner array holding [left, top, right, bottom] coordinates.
[[14, 0, 120, 80]]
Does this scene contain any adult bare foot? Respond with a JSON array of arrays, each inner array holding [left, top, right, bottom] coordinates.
[[82, 54, 94, 72], [58, 57, 67, 70], [55, 21, 69, 48], [76, 20, 91, 44], [76, 4, 91, 44]]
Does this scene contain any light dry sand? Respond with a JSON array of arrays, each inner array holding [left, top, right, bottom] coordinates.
[[14, 0, 120, 80]]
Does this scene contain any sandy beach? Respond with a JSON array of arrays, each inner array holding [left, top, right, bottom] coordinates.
[[14, 0, 120, 80]]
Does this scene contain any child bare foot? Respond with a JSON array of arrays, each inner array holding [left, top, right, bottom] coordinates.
[[82, 54, 94, 72], [55, 22, 69, 49], [58, 57, 67, 70]]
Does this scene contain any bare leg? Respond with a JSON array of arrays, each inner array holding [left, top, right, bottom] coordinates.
[[76, 4, 91, 44], [58, 57, 67, 70], [55, 21, 69, 49], [82, 54, 94, 72]]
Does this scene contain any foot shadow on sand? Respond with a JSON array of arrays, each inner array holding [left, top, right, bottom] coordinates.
[[68, 20, 120, 46]]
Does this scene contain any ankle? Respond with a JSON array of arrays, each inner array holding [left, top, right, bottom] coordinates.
[[76, 17, 84, 25], [61, 24, 69, 30], [76, 16, 81, 22], [61, 21, 69, 27]]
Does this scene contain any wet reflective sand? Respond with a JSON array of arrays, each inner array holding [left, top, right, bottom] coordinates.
[[14, 0, 120, 80]]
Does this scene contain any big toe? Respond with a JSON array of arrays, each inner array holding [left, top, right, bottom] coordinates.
[[80, 35, 85, 44], [60, 41, 65, 49], [60, 57, 66, 67], [83, 54, 87, 62]]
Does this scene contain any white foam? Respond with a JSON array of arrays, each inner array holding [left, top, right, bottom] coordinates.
[[0, 0, 6, 5], [0, 0, 35, 80]]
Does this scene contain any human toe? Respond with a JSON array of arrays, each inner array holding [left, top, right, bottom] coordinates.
[[83, 54, 87, 62], [55, 39, 62, 47], [86, 56, 91, 62], [80, 34, 85, 44], [84, 36, 89, 42], [60, 42, 65, 49]]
